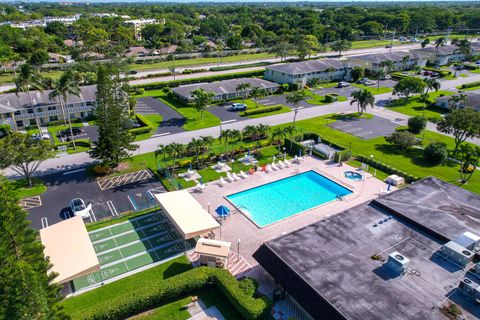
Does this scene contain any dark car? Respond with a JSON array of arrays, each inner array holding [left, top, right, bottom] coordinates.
[[57, 127, 82, 138]]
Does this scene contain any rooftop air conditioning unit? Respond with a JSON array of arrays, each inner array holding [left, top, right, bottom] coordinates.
[[459, 278, 480, 304], [386, 251, 410, 274], [453, 231, 480, 251], [475, 263, 480, 274], [441, 241, 474, 268]]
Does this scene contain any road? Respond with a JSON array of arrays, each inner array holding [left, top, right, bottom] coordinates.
[[4, 72, 479, 178], [0, 43, 421, 93]]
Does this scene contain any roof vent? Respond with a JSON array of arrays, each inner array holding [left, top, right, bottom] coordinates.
[[386, 251, 410, 274], [441, 241, 474, 268]]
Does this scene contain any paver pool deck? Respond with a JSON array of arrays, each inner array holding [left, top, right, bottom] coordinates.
[[191, 156, 390, 266]]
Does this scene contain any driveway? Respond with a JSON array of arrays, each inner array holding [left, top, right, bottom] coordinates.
[[208, 104, 246, 123], [258, 94, 312, 109], [136, 97, 186, 135], [27, 168, 165, 229]]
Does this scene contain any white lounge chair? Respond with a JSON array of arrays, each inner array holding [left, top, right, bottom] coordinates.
[[239, 170, 248, 178], [195, 183, 206, 192], [227, 172, 238, 181], [284, 159, 293, 166], [266, 164, 272, 173], [232, 172, 240, 180], [276, 161, 285, 168], [219, 177, 226, 186], [280, 160, 289, 167], [271, 162, 279, 170], [293, 155, 303, 164], [225, 173, 234, 182]]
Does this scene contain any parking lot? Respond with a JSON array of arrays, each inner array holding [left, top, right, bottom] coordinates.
[[27, 168, 166, 229], [72, 211, 193, 292], [329, 115, 400, 139]]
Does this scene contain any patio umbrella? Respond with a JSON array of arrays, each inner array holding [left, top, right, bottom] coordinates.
[[215, 205, 230, 218], [189, 162, 192, 170], [387, 182, 391, 191], [247, 148, 250, 157], [299, 150, 302, 157], [200, 177, 204, 185]]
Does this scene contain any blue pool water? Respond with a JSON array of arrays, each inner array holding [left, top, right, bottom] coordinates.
[[226, 170, 352, 227]]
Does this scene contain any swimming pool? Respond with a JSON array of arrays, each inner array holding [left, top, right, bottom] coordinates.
[[226, 170, 352, 227]]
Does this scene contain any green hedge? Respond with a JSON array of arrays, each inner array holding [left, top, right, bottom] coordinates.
[[356, 155, 420, 183], [242, 105, 282, 116], [129, 126, 153, 136], [72, 267, 271, 320], [131, 70, 264, 91], [461, 81, 480, 89], [134, 113, 154, 128], [423, 67, 451, 77], [284, 137, 306, 156], [391, 72, 409, 80], [463, 63, 479, 70], [334, 149, 352, 162], [56, 138, 91, 149], [210, 62, 271, 72], [129, 114, 155, 136], [324, 94, 338, 103]]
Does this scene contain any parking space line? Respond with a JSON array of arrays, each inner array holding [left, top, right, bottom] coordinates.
[[128, 196, 139, 211], [221, 119, 237, 124], [107, 201, 119, 217], [89, 209, 97, 223], [63, 168, 86, 175], [19, 195, 42, 210], [41, 217, 48, 229]]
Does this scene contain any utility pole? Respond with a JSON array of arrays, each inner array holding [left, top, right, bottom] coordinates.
[[390, 29, 396, 52]]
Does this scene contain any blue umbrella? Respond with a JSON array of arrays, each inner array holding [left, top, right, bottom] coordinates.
[[247, 148, 250, 157], [215, 205, 230, 217], [387, 182, 391, 191], [200, 177, 203, 185]]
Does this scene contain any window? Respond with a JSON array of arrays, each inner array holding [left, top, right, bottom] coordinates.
[[29, 119, 36, 126], [27, 109, 34, 114], [16, 120, 23, 128], [49, 116, 58, 121]]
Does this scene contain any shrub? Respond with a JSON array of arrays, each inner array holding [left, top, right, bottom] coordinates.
[[92, 163, 112, 176], [334, 149, 352, 162], [356, 155, 420, 183], [324, 94, 338, 103], [135, 88, 145, 95], [424, 142, 448, 165], [129, 126, 152, 136], [242, 106, 282, 116], [407, 116, 427, 134], [461, 81, 480, 89], [72, 267, 271, 320], [385, 131, 419, 150], [238, 278, 258, 297], [134, 113, 154, 128]]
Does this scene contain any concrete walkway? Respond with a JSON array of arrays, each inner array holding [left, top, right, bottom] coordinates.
[[4, 74, 480, 177]]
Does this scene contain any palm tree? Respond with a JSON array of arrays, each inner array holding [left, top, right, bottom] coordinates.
[[188, 138, 204, 167], [454, 39, 472, 59], [271, 127, 285, 145], [283, 125, 297, 150], [350, 89, 375, 116], [414, 65, 423, 76], [423, 78, 441, 94], [14, 64, 45, 134], [242, 125, 256, 142], [401, 55, 410, 71], [191, 88, 214, 120], [255, 124, 270, 140], [448, 94, 468, 110], [435, 37, 445, 52], [229, 129, 242, 145], [375, 69, 386, 91], [236, 83, 251, 103], [286, 90, 307, 126], [166, 142, 184, 174], [249, 87, 267, 108], [380, 59, 394, 74], [49, 70, 81, 149], [220, 129, 232, 150], [155, 144, 168, 171]]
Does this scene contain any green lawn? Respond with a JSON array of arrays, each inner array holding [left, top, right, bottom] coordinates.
[[0, 70, 63, 85], [129, 52, 275, 72], [346, 159, 390, 182], [134, 90, 220, 131], [10, 178, 47, 199], [273, 114, 480, 194], [350, 39, 394, 50], [456, 84, 480, 91], [386, 90, 454, 120], [305, 90, 347, 105], [133, 114, 164, 140], [47, 123, 84, 144], [352, 84, 393, 95], [61, 256, 193, 319]]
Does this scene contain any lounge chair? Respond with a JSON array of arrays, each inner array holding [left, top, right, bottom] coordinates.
[[218, 177, 226, 186], [195, 183, 206, 193], [239, 170, 248, 179], [266, 164, 272, 173], [277, 161, 286, 168], [280, 160, 289, 167], [225, 173, 234, 182], [187, 169, 195, 176], [293, 155, 303, 164], [232, 172, 240, 180], [227, 172, 238, 181], [284, 159, 293, 166], [271, 162, 279, 170]]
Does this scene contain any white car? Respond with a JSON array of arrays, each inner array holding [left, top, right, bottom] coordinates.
[[358, 78, 375, 86], [231, 103, 247, 111], [70, 198, 91, 218], [31, 133, 50, 141], [337, 82, 350, 88]]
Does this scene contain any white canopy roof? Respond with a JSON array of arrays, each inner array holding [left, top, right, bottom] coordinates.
[[154, 190, 220, 239], [195, 238, 231, 258], [40, 216, 99, 284]]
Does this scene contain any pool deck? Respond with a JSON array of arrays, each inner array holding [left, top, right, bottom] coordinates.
[[190, 156, 391, 266]]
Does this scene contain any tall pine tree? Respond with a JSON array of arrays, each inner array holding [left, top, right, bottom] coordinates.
[[0, 176, 66, 320], [90, 65, 137, 167]]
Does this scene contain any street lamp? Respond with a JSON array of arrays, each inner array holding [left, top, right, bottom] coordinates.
[[283, 147, 286, 160]]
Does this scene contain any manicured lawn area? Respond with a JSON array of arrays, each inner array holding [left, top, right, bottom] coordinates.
[[0, 70, 63, 85], [61, 256, 193, 319], [10, 178, 47, 199], [346, 159, 390, 182], [305, 90, 347, 105], [386, 90, 454, 120], [133, 114, 163, 140], [456, 84, 480, 91], [134, 90, 220, 131], [129, 52, 275, 72], [352, 84, 393, 94], [273, 114, 480, 194], [350, 39, 394, 50], [47, 123, 84, 144]]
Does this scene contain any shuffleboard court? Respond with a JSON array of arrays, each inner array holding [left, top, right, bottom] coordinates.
[[71, 210, 195, 292]]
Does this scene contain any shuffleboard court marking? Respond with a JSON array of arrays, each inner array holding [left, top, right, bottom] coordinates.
[[97, 169, 152, 190], [19, 196, 42, 210]]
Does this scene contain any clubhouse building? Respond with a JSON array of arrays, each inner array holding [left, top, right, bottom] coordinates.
[[264, 59, 351, 85], [0, 85, 96, 131], [254, 177, 480, 320], [172, 77, 280, 102]]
